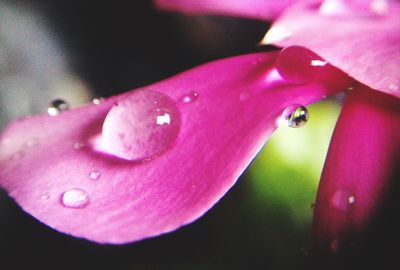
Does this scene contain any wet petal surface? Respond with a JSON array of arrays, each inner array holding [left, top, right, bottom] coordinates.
[[263, 0, 400, 97], [0, 52, 349, 243], [313, 85, 400, 252]]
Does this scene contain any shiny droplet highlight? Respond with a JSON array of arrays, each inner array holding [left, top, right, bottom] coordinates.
[[101, 90, 181, 161], [331, 190, 356, 211], [93, 97, 105, 105], [89, 170, 101, 180], [276, 46, 332, 85], [181, 91, 199, 104], [61, 188, 89, 208], [48, 99, 69, 116], [281, 105, 309, 128]]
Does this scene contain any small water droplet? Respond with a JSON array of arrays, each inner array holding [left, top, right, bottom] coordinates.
[[281, 105, 309, 128], [331, 190, 356, 211], [251, 58, 262, 65], [181, 91, 199, 104], [73, 142, 85, 150], [89, 170, 101, 180], [61, 188, 89, 209], [348, 195, 356, 204], [101, 90, 181, 161], [41, 193, 50, 200], [48, 99, 69, 116], [346, 85, 355, 93], [93, 97, 105, 105]]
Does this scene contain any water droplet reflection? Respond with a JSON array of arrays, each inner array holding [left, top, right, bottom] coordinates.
[[331, 190, 356, 211], [181, 91, 199, 104], [89, 170, 101, 180], [101, 90, 181, 161], [93, 97, 105, 105], [281, 105, 309, 128], [41, 193, 50, 200], [48, 99, 69, 116], [276, 46, 330, 85], [61, 188, 89, 209]]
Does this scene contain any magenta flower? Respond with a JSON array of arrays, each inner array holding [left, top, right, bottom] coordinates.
[[0, 0, 399, 259]]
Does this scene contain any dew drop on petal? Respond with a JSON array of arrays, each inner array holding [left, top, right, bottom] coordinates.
[[48, 99, 69, 116], [331, 190, 356, 211], [41, 193, 50, 200], [89, 170, 101, 180], [276, 46, 331, 85], [101, 90, 181, 161], [280, 105, 309, 128], [92, 97, 105, 105], [346, 85, 356, 93], [181, 91, 199, 104], [61, 188, 89, 209]]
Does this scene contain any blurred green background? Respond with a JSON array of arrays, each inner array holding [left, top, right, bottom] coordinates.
[[0, 1, 343, 269]]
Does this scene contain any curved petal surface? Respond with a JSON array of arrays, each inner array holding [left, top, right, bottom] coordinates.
[[154, 0, 304, 20], [0, 52, 349, 244], [263, 1, 400, 97], [313, 85, 400, 252]]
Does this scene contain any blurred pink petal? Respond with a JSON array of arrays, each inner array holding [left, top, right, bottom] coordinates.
[[264, 1, 400, 97], [154, 0, 304, 20], [313, 84, 400, 252], [0, 52, 347, 243]]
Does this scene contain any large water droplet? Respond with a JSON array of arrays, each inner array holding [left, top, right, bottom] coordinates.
[[48, 99, 69, 116], [89, 170, 101, 180], [61, 188, 89, 208], [101, 90, 181, 161], [276, 46, 332, 85], [331, 190, 356, 211], [181, 91, 199, 104], [281, 105, 309, 128]]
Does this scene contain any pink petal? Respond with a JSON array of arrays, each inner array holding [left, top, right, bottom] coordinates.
[[263, 1, 400, 97], [154, 0, 304, 20], [313, 84, 400, 252], [0, 52, 348, 244]]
